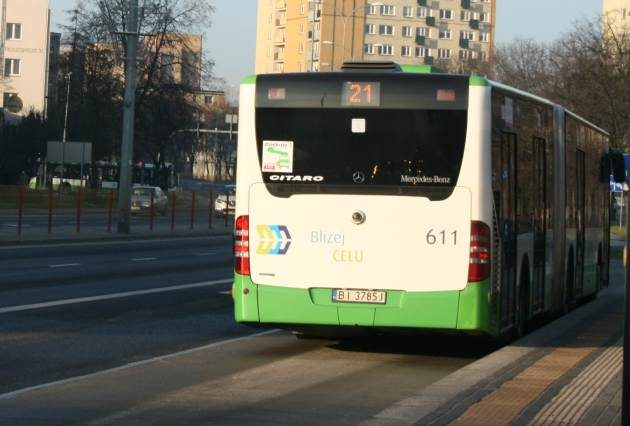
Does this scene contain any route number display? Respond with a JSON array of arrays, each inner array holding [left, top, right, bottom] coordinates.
[[341, 82, 381, 107]]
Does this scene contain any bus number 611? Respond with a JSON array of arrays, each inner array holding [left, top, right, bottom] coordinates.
[[426, 229, 457, 245]]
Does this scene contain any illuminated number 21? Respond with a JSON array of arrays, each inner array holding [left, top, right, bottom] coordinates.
[[350, 83, 372, 104]]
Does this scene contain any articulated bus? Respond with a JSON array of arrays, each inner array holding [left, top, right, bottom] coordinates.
[[232, 62, 615, 339]]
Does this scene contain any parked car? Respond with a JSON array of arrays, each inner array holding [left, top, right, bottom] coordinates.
[[214, 184, 236, 217], [131, 185, 168, 215]]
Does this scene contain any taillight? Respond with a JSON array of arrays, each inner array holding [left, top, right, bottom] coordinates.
[[234, 215, 250, 275], [468, 220, 491, 282]]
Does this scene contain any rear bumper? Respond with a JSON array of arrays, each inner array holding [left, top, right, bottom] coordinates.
[[233, 274, 493, 335]]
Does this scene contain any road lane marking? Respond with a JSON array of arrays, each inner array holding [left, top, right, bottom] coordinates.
[[48, 263, 81, 268], [0, 278, 233, 314], [131, 257, 157, 262], [0, 329, 279, 401], [218, 290, 231, 295], [196, 252, 217, 256], [0, 235, 232, 250]]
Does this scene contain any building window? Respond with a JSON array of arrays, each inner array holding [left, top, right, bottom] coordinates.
[[298, 42, 304, 52], [416, 27, 430, 37], [298, 62, 303, 72], [402, 6, 413, 17], [378, 44, 394, 55], [439, 9, 453, 20], [459, 50, 471, 60], [3, 92, 22, 113], [480, 51, 488, 61], [439, 29, 452, 40], [380, 5, 395, 16], [299, 23, 304, 33], [460, 31, 474, 41], [402, 26, 413, 37], [300, 3, 305, 14], [379, 24, 395, 35], [364, 43, 376, 55], [416, 7, 427, 18], [366, 24, 376, 35], [415, 47, 429, 57], [480, 32, 489, 42], [5, 23, 22, 40], [204, 95, 214, 104], [401, 45, 411, 56], [460, 10, 471, 21], [4, 58, 21, 76], [437, 48, 451, 59], [480, 12, 490, 22], [367, 4, 379, 15]]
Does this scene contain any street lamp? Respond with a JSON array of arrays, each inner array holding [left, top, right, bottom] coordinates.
[[60, 72, 72, 189], [340, 2, 382, 67]]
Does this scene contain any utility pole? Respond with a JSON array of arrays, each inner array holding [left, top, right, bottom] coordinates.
[[60, 72, 71, 189], [117, 0, 139, 233]]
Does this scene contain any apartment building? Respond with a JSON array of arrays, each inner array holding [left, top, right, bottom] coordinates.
[[256, 0, 495, 73], [603, 0, 630, 33], [0, 0, 50, 115]]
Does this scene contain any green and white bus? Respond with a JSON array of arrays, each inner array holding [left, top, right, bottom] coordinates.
[[232, 62, 614, 338]]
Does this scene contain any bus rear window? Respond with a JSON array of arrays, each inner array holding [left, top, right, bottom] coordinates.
[[255, 107, 467, 199]]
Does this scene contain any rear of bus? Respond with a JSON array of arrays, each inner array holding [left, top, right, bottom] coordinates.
[[233, 65, 496, 336]]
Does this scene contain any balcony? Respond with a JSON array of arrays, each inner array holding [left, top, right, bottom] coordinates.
[[424, 56, 434, 65], [461, 0, 471, 8], [274, 0, 286, 10], [426, 16, 436, 26], [459, 38, 469, 48], [417, 0, 427, 5], [469, 19, 479, 29], [415, 35, 426, 45]]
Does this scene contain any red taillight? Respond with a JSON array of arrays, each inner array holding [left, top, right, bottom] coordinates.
[[234, 215, 250, 275], [468, 220, 491, 282]]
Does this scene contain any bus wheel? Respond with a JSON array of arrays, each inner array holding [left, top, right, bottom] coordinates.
[[515, 270, 530, 339], [564, 250, 575, 312]]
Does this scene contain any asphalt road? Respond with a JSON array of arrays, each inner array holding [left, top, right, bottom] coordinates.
[[0, 236, 495, 425], [0, 236, 237, 394]]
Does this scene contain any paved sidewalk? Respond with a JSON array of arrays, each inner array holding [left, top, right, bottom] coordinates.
[[367, 260, 626, 426]]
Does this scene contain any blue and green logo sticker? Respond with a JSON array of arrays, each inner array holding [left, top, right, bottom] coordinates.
[[256, 225, 292, 255]]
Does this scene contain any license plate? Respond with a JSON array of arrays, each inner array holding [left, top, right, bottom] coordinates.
[[332, 289, 387, 304]]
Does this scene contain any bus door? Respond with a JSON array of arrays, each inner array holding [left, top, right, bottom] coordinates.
[[499, 132, 518, 328], [532, 138, 547, 313], [576, 149, 586, 296]]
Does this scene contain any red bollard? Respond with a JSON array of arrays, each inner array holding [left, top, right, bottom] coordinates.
[[190, 192, 196, 230], [17, 186, 25, 236], [76, 187, 82, 233], [48, 186, 53, 234], [107, 191, 114, 233], [170, 191, 176, 231], [149, 190, 155, 231], [208, 191, 213, 229]]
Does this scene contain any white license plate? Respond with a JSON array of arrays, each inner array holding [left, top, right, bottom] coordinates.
[[332, 289, 387, 304]]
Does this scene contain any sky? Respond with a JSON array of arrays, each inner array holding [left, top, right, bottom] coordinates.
[[49, 0, 604, 90]]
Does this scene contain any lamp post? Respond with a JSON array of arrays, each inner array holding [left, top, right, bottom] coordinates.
[[325, 1, 383, 70], [60, 72, 72, 189]]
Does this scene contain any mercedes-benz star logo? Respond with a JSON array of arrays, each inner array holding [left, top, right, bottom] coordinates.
[[352, 171, 366, 184]]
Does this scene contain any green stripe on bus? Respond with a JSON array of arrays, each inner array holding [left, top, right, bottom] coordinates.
[[469, 75, 489, 86], [241, 75, 257, 84], [233, 274, 493, 334], [399, 64, 442, 74]]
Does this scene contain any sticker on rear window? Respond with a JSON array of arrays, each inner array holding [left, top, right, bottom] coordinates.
[[262, 140, 294, 173]]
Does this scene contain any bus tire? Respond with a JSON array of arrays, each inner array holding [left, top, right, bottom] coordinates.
[[564, 249, 575, 312], [515, 263, 530, 339]]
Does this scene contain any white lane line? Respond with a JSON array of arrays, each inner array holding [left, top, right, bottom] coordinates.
[[131, 257, 157, 262], [49, 263, 81, 268], [0, 329, 279, 401], [0, 278, 232, 314], [218, 290, 231, 295], [196, 252, 217, 256], [0, 235, 231, 250]]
